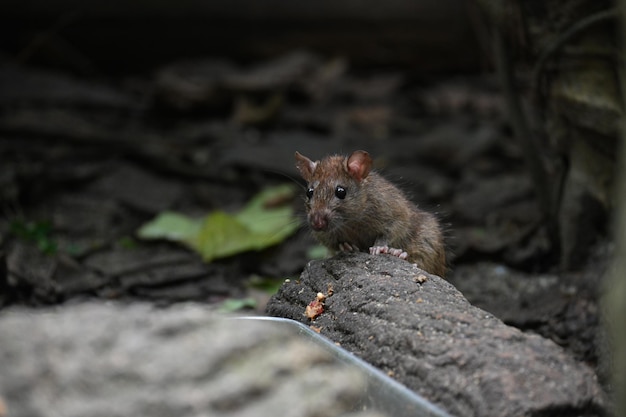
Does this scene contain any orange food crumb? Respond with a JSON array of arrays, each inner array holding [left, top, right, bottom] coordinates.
[[305, 299, 324, 319]]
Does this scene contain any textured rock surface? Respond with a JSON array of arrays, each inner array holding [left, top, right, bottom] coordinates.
[[0, 302, 386, 417], [266, 252, 607, 417]]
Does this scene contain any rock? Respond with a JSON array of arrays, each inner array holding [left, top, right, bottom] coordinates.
[[6, 241, 57, 300], [153, 58, 236, 112], [448, 262, 603, 367], [447, 262, 564, 326], [452, 174, 533, 223], [83, 245, 195, 277], [218, 131, 339, 176], [5, 240, 236, 303], [0, 64, 135, 108], [5, 240, 113, 303], [88, 162, 184, 214], [0, 302, 388, 417], [266, 252, 607, 417], [223, 51, 321, 92]]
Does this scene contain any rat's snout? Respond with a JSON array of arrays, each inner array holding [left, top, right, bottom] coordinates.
[[309, 211, 330, 231]]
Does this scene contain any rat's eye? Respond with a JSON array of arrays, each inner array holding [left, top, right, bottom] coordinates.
[[335, 186, 347, 199], [306, 187, 314, 199]]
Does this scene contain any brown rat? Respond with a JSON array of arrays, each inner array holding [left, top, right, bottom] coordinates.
[[295, 149, 446, 277]]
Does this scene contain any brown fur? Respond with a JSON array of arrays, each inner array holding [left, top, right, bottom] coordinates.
[[295, 150, 446, 277]]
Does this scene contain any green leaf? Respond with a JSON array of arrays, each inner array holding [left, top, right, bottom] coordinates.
[[118, 236, 139, 249], [236, 183, 296, 233], [193, 211, 256, 262], [307, 244, 330, 260], [137, 211, 201, 242], [10, 219, 57, 255], [136, 184, 300, 262]]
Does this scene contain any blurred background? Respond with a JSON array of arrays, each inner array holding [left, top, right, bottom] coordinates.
[[0, 0, 621, 408], [0, 0, 481, 75]]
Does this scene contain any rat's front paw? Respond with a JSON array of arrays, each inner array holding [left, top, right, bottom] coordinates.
[[339, 242, 359, 252], [370, 245, 408, 260]]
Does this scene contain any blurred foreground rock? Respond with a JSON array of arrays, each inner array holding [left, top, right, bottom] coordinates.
[[266, 252, 607, 417], [0, 302, 387, 417]]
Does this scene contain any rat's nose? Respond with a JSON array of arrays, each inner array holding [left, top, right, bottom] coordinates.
[[310, 212, 329, 231]]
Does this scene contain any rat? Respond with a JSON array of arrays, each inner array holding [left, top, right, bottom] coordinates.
[[295, 149, 446, 277]]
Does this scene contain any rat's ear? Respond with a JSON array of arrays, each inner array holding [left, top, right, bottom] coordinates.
[[345, 150, 372, 181], [295, 151, 317, 181]]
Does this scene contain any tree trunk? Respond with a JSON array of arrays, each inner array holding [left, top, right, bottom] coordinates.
[[605, 1, 626, 412]]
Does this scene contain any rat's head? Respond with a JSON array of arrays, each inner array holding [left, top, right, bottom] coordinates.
[[294, 150, 372, 232]]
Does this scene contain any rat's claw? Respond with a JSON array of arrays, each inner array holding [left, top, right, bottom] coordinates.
[[387, 248, 408, 259], [370, 245, 408, 259], [339, 242, 359, 252]]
